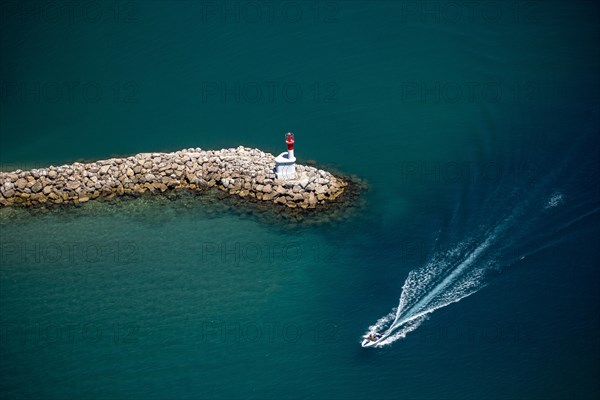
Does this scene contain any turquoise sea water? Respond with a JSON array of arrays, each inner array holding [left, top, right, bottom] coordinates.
[[1, 1, 599, 399]]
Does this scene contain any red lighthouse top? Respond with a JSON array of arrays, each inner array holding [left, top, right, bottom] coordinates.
[[285, 132, 295, 150]]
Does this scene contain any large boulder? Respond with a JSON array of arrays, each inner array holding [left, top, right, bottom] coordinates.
[[66, 181, 80, 190], [15, 178, 27, 190], [31, 181, 43, 193]]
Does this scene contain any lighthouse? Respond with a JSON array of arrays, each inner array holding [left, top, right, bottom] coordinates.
[[275, 132, 296, 180], [286, 132, 295, 159]]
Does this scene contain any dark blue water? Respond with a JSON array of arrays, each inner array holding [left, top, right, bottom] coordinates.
[[1, 1, 599, 399]]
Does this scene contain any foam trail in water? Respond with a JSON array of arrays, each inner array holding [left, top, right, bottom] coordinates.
[[362, 241, 493, 347], [362, 129, 599, 348], [363, 215, 515, 348], [393, 235, 494, 326], [361, 188, 599, 347]]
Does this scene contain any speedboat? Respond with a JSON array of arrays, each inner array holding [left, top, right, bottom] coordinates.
[[361, 332, 383, 348]]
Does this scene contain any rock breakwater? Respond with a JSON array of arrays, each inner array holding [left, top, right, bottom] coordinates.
[[0, 147, 351, 211]]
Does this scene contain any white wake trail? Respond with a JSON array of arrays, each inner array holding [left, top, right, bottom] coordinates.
[[361, 184, 587, 348], [363, 221, 508, 348], [362, 130, 598, 348], [392, 235, 493, 327]]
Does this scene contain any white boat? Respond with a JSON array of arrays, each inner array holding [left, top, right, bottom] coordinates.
[[361, 332, 383, 348]]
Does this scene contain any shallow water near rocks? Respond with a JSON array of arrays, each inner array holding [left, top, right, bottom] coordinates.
[[1, 1, 599, 399]]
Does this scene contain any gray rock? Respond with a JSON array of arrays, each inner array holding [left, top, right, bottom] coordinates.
[[66, 181, 80, 190], [31, 181, 43, 193], [262, 192, 275, 201], [1, 182, 14, 194], [299, 177, 309, 188], [15, 178, 27, 190], [2, 188, 15, 198]]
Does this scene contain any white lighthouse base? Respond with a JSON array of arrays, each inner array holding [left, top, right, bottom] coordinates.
[[275, 151, 296, 180]]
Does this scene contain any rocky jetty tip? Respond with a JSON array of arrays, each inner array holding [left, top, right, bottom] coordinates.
[[0, 147, 353, 211]]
